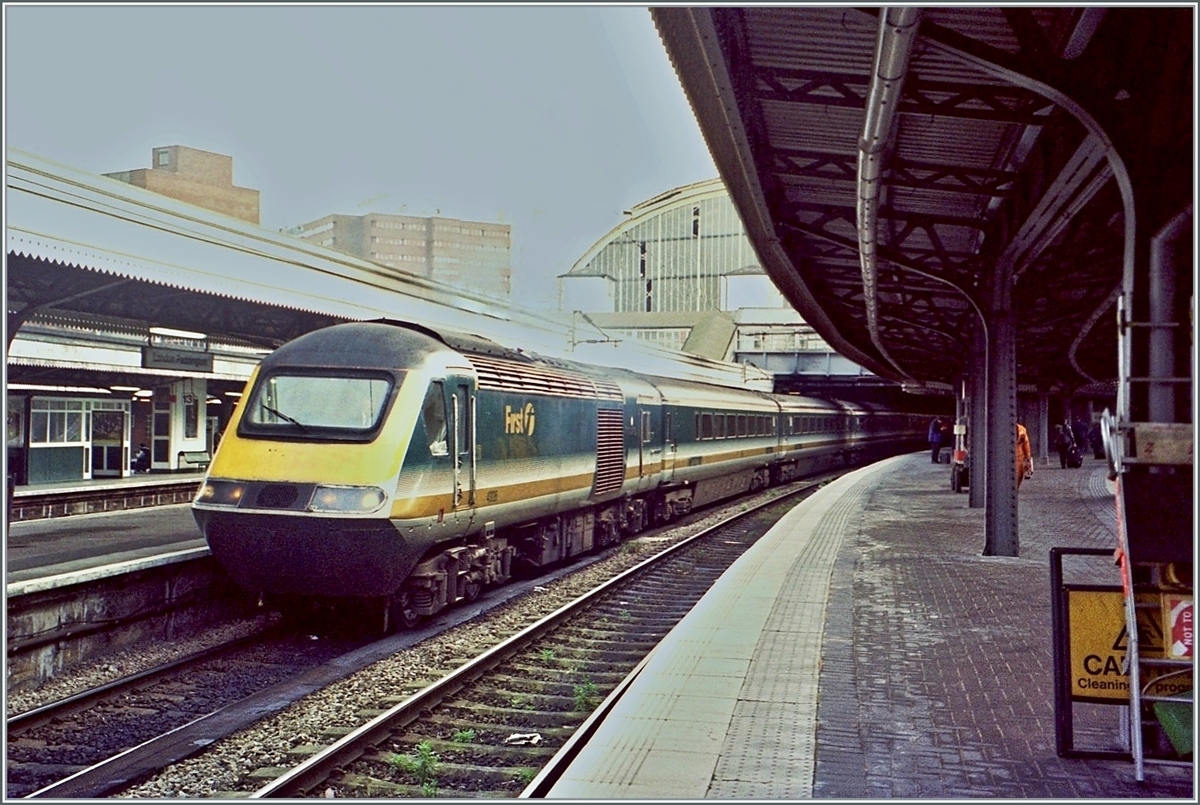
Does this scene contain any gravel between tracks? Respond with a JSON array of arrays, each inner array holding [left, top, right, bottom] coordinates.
[[5, 615, 276, 717], [102, 489, 798, 798]]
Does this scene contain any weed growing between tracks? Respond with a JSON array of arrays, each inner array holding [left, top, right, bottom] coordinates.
[[573, 679, 600, 711], [389, 740, 441, 797]]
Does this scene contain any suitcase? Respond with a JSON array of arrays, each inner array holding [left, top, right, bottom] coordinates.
[[1067, 444, 1083, 468]]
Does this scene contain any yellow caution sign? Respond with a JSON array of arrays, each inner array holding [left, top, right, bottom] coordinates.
[[1067, 589, 1193, 703]]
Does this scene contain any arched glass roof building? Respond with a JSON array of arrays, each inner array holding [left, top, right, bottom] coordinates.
[[559, 178, 778, 315], [557, 180, 881, 394]]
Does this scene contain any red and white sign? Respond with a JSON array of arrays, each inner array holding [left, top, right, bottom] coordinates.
[[1164, 595, 1194, 660]]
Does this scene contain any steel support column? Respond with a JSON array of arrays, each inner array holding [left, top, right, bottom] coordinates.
[[984, 275, 1019, 557], [1036, 391, 1050, 464], [968, 324, 988, 509]]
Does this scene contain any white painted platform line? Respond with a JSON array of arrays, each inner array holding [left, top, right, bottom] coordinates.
[[546, 457, 902, 799]]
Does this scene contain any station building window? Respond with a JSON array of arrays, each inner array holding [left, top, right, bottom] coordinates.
[[30, 399, 87, 444]]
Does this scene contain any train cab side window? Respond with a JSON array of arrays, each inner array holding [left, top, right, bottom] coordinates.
[[422, 382, 449, 456]]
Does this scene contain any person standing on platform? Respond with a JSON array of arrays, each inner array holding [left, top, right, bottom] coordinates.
[[928, 417, 943, 463], [1016, 422, 1033, 489], [1073, 416, 1091, 451], [133, 443, 151, 473], [1089, 421, 1105, 459], [1053, 423, 1073, 469]]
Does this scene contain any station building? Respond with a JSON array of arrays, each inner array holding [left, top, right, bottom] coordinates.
[[7, 321, 262, 485]]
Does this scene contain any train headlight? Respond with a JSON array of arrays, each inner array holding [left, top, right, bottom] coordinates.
[[308, 485, 388, 514], [196, 480, 247, 506]]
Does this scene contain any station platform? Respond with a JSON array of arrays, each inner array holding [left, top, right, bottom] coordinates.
[[7, 471, 205, 523], [6, 473, 209, 591], [543, 452, 1195, 798]]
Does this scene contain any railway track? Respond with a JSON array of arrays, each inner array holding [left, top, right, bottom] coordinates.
[[7, 475, 834, 798], [6, 621, 377, 799], [7, 575, 568, 801], [246, 482, 822, 798]]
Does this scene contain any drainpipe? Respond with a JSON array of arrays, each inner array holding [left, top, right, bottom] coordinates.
[[858, 7, 922, 379]]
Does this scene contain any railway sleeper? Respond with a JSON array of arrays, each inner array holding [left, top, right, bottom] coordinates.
[[433, 702, 585, 730], [327, 772, 424, 797], [387, 734, 558, 763], [353, 757, 536, 789], [416, 714, 578, 743], [536, 632, 664, 654], [497, 665, 630, 687], [473, 688, 593, 712]]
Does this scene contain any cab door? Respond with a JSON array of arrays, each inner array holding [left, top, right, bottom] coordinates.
[[448, 375, 477, 509]]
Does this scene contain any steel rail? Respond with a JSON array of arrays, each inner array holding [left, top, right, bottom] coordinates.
[[248, 479, 827, 798], [7, 628, 270, 735]]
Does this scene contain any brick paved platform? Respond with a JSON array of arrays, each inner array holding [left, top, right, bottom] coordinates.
[[543, 452, 1194, 799]]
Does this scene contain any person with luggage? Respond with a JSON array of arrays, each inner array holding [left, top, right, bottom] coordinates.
[[928, 417, 943, 464]]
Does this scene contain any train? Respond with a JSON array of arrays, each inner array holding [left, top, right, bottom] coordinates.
[[193, 319, 926, 629]]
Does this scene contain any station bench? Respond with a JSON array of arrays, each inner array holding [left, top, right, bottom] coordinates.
[[177, 450, 212, 470]]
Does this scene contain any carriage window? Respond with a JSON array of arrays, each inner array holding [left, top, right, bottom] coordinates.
[[700, 412, 713, 440], [714, 414, 725, 439], [422, 382, 448, 456]]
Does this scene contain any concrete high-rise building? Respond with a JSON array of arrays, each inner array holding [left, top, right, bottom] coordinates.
[[291, 213, 512, 298], [104, 146, 260, 224]]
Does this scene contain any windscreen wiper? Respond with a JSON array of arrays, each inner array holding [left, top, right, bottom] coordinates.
[[260, 403, 308, 432]]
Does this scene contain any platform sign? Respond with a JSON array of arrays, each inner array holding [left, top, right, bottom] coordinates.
[[1066, 588, 1193, 703], [141, 345, 214, 372]]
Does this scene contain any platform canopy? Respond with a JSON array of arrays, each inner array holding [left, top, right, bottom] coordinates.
[[652, 7, 1193, 394]]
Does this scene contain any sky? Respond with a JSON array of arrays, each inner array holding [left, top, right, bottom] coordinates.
[[3, 3, 719, 311]]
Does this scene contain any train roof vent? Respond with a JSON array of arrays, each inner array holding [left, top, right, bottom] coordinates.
[[468, 354, 624, 401]]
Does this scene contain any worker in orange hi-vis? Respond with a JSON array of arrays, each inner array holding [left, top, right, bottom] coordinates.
[[1016, 422, 1033, 489]]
